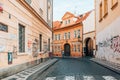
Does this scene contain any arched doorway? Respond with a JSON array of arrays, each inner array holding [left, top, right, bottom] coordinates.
[[84, 38, 93, 57], [64, 43, 70, 56]]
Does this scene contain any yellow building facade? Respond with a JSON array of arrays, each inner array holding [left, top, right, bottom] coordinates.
[[0, 0, 53, 68], [95, 0, 120, 64]]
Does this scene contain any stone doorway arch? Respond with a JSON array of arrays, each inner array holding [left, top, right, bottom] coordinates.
[[64, 43, 71, 56], [84, 38, 93, 57]]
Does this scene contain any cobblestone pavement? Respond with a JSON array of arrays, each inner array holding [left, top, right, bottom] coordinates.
[[39, 57, 120, 80]]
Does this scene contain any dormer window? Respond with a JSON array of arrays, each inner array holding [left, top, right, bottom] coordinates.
[[68, 19, 70, 24], [64, 19, 70, 25], [64, 20, 67, 25]]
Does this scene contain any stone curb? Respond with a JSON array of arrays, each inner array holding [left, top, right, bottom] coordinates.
[[26, 59, 58, 80], [90, 58, 120, 75], [2, 59, 58, 80]]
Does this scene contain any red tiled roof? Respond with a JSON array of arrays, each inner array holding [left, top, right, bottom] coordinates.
[[62, 12, 75, 20], [75, 10, 93, 23], [53, 21, 62, 30], [53, 10, 93, 30]]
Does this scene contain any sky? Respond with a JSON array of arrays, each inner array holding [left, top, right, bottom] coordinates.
[[53, 0, 94, 21]]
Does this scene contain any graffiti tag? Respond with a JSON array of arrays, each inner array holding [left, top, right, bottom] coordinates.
[[98, 35, 120, 53], [111, 36, 120, 53]]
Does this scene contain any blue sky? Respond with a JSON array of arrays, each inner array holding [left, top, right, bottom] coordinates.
[[53, 0, 94, 21]]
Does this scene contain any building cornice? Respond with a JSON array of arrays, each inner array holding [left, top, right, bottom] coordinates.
[[83, 30, 95, 35], [53, 22, 83, 31], [16, 0, 52, 31]]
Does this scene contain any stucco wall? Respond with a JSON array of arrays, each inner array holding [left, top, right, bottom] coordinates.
[[0, 0, 52, 68], [83, 11, 95, 33], [96, 16, 120, 64]]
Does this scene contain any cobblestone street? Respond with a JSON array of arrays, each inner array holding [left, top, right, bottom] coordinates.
[[37, 57, 120, 80]]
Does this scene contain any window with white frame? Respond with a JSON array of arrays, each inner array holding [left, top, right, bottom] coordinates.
[[68, 32, 70, 39], [74, 44, 76, 52], [58, 34, 61, 40], [68, 19, 70, 24], [74, 30, 77, 38], [55, 34, 57, 40], [77, 29, 80, 38], [78, 44, 80, 52], [64, 33, 67, 39]]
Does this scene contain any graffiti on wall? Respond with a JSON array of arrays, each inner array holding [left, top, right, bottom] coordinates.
[[32, 39, 38, 57], [13, 45, 17, 58], [28, 40, 32, 53], [111, 35, 120, 53], [98, 35, 120, 53]]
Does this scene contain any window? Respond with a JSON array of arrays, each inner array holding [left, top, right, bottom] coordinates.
[[9, 14, 11, 19], [0, 23, 8, 32], [39, 34, 42, 52], [55, 34, 57, 40], [48, 38, 50, 51], [25, 0, 31, 4], [78, 30, 80, 38], [73, 44, 77, 52], [54, 35, 55, 40], [99, 2, 103, 22], [78, 44, 80, 52], [19, 24, 25, 52], [58, 34, 61, 40], [74, 30, 77, 38], [47, 1, 51, 21], [104, 0, 108, 17], [68, 32, 70, 39], [64, 33, 67, 39], [58, 46, 61, 52], [74, 45, 76, 52], [65, 21, 67, 24], [56, 35, 58, 40], [68, 19, 70, 24], [111, 0, 118, 9]]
